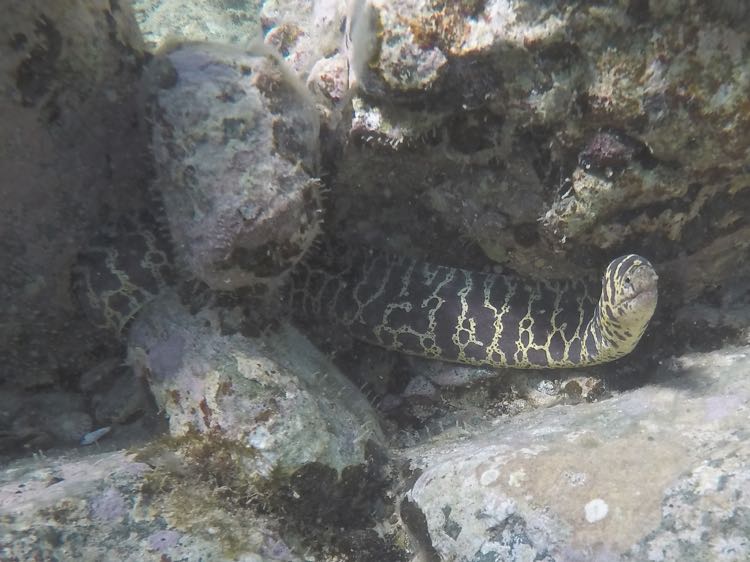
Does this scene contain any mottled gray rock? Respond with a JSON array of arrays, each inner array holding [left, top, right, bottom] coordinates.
[[261, 0, 347, 78], [307, 51, 351, 135], [132, 0, 263, 50], [0, 450, 300, 561], [0, 391, 91, 456], [146, 42, 322, 292], [402, 346, 750, 561], [128, 290, 384, 477], [0, 0, 150, 387], [92, 371, 151, 425]]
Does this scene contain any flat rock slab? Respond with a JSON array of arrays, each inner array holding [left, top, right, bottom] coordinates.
[[0, 450, 298, 561], [404, 347, 750, 561], [0, 453, 154, 562]]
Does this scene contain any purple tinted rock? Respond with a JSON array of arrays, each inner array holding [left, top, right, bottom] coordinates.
[[404, 346, 750, 560], [90, 487, 127, 522], [578, 130, 651, 173], [147, 530, 181, 552], [0, 450, 296, 559], [128, 291, 384, 478], [146, 43, 322, 293]]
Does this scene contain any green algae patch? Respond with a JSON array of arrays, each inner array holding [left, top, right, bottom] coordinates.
[[133, 434, 410, 561]]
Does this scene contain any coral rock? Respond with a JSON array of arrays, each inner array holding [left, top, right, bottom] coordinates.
[[147, 43, 322, 292]]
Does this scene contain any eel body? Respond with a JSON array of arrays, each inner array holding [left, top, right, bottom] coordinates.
[[73, 215, 658, 369], [288, 248, 657, 369]]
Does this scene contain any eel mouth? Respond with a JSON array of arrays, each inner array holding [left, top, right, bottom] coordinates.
[[623, 265, 658, 308], [638, 287, 658, 300], [627, 286, 658, 309]]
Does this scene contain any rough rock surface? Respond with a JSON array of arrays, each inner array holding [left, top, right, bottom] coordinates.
[[132, 0, 263, 49], [0, 0, 150, 388], [324, 0, 750, 302], [124, 291, 405, 560], [261, 0, 347, 78], [403, 346, 750, 561], [128, 290, 384, 477], [147, 42, 322, 291], [0, 451, 300, 561]]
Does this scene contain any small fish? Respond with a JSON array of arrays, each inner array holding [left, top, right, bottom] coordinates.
[[80, 426, 111, 446]]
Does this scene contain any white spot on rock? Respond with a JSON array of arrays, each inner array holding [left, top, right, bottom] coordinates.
[[694, 464, 724, 494], [562, 470, 587, 487], [508, 469, 527, 487], [584, 498, 609, 523], [479, 468, 500, 486]]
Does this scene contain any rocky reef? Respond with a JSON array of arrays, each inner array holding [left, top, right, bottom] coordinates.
[[2, 0, 750, 561], [332, 0, 750, 295]]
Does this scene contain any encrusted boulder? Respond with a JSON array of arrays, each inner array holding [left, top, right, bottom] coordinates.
[[261, 0, 348, 78], [323, 0, 750, 303], [402, 346, 750, 561], [0, 450, 300, 561], [128, 290, 384, 477], [132, 0, 262, 50], [146, 42, 322, 292]]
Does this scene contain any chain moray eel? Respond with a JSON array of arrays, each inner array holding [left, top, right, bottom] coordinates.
[[73, 213, 658, 369], [288, 247, 657, 368], [73, 211, 178, 336]]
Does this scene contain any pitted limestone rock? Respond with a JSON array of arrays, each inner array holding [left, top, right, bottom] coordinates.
[[128, 290, 384, 477], [0, 451, 300, 560], [402, 346, 750, 561], [329, 0, 750, 302], [146, 42, 322, 292]]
